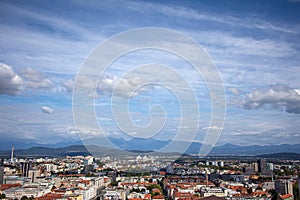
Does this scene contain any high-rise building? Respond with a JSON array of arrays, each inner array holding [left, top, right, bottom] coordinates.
[[275, 180, 293, 196], [21, 162, 31, 177], [298, 178, 300, 198], [28, 168, 40, 182], [258, 159, 267, 173], [84, 164, 94, 175], [253, 162, 259, 172], [0, 159, 4, 184], [266, 163, 274, 171]]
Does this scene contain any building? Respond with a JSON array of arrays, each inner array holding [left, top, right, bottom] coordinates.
[[45, 163, 57, 173], [28, 168, 41, 182], [298, 178, 300, 199], [257, 159, 267, 173], [221, 174, 244, 183], [0, 159, 4, 184], [201, 196, 225, 200], [266, 163, 274, 171], [84, 156, 94, 165], [263, 181, 275, 190], [243, 165, 255, 175], [275, 180, 293, 196], [253, 162, 258, 172], [201, 187, 226, 197], [84, 164, 94, 174], [278, 194, 293, 200], [103, 189, 126, 200], [3, 183, 53, 199], [21, 162, 31, 177]]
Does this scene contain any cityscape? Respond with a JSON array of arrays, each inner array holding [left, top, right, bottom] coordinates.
[[0, 146, 300, 199], [1, 0, 300, 200]]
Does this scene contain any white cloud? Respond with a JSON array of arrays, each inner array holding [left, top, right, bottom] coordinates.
[[135, 1, 297, 34], [202, 126, 223, 131], [228, 88, 240, 95], [194, 31, 295, 58], [98, 76, 145, 98], [0, 63, 56, 95], [242, 84, 300, 114], [41, 106, 55, 114], [62, 79, 74, 93], [0, 63, 23, 95], [22, 68, 52, 89]]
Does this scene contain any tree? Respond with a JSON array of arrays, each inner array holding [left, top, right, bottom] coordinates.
[[110, 181, 118, 187], [293, 182, 299, 200], [247, 188, 252, 194], [21, 196, 29, 200], [131, 188, 141, 193], [269, 189, 278, 200], [141, 188, 146, 193], [153, 192, 160, 196], [0, 193, 6, 199], [256, 186, 263, 191]]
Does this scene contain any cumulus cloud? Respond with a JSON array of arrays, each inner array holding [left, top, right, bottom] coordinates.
[[0, 63, 54, 95], [22, 67, 52, 89], [228, 88, 240, 95], [41, 106, 55, 114], [242, 84, 300, 114], [98, 76, 145, 98], [62, 79, 74, 92], [0, 63, 23, 95]]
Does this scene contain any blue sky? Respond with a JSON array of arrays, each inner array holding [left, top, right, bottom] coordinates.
[[0, 0, 300, 150]]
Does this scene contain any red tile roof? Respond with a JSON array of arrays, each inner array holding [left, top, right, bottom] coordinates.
[[0, 183, 22, 191], [200, 195, 225, 200], [144, 194, 151, 199], [35, 193, 63, 200], [152, 194, 164, 199], [174, 192, 193, 198], [79, 179, 90, 184], [280, 194, 293, 199]]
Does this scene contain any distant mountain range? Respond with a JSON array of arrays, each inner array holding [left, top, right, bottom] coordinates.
[[0, 145, 182, 158], [0, 137, 299, 158], [0, 138, 83, 150], [108, 137, 300, 156]]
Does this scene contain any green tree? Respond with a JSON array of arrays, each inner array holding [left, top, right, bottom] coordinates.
[[0, 193, 6, 199], [131, 188, 141, 193], [269, 189, 278, 200], [110, 181, 118, 187], [293, 182, 299, 200], [153, 192, 160, 196]]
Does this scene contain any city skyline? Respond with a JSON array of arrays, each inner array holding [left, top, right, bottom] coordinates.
[[0, 0, 300, 150]]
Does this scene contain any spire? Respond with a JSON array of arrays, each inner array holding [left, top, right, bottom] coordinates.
[[10, 145, 14, 163]]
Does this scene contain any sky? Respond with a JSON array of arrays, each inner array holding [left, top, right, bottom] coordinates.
[[0, 0, 300, 151]]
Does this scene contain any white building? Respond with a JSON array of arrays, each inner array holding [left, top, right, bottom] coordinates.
[[4, 182, 53, 199], [200, 187, 226, 197]]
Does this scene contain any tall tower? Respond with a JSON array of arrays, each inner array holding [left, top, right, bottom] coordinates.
[[205, 170, 209, 187], [0, 159, 4, 184], [10, 146, 14, 163], [258, 159, 267, 173], [21, 162, 31, 177]]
